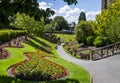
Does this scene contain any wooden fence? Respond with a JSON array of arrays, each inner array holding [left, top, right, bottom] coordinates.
[[91, 42, 120, 60]]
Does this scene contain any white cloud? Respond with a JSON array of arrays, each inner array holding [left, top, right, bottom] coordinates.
[[54, 5, 81, 23], [48, 3, 53, 6], [38, 2, 100, 23], [38, 2, 51, 10], [58, 5, 70, 14], [86, 11, 101, 20]]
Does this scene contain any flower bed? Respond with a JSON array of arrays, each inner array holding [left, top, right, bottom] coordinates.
[[0, 45, 9, 59], [10, 50, 68, 81], [3, 36, 28, 48]]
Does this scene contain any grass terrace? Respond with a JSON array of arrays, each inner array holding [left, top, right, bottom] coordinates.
[[55, 34, 76, 42]]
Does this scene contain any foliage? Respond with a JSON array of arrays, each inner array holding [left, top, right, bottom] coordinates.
[[54, 16, 69, 31], [10, 13, 44, 36], [86, 36, 95, 45], [44, 21, 56, 32], [93, 36, 104, 47], [76, 21, 92, 43], [0, 0, 78, 28], [92, 0, 120, 44], [0, 0, 55, 28], [0, 30, 26, 43], [55, 34, 76, 42], [78, 12, 86, 23]]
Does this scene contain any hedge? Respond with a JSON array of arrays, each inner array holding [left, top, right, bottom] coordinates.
[[0, 30, 26, 43]]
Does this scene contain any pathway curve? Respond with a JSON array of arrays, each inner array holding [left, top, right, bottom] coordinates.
[[57, 44, 120, 83]]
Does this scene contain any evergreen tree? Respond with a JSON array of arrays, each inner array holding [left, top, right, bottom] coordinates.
[[78, 12, 86, 24]]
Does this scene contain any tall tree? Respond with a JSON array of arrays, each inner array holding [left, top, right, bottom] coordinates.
[[78, 11, 86, 24], [54, 16, 68, 31]]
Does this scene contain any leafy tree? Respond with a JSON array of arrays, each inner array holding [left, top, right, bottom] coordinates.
[[10, 13, 44, 36], [78, 11, 86, 24], [76, 21, 92, 43], [44, 20, 56, 32], [54, 16, 69, 31]]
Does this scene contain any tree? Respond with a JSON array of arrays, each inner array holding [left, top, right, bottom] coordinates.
[[78, 12, 86, 24], [76, 21, 92, 43], [10, 13, 44, 36], [0, 0, 55, 28], [92, 0, 120, 43], [64, 0, 78, 5], [0, 0, 77, 28], [54, 16, 69, 31]]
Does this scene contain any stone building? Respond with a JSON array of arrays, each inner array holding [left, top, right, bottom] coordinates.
[[102, 0, 114, 9]]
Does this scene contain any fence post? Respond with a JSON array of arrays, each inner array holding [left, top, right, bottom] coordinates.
[[91, 51, 94, 60], [101, 49, 103, 57]]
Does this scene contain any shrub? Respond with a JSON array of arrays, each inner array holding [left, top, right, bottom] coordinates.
[[0, 30, 26, 43], [75, 21, 93, 43], [86, 36, 95, 45], [93, 40, 103, 47], [93, 36, 104, 47]]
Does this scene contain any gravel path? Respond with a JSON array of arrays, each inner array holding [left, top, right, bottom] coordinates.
[[57, 44, 120, 83]]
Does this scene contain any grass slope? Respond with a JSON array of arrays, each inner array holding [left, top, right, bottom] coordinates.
[[0, 37, 90, 83]]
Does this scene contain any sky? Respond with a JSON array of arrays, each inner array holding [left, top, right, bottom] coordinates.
[[37, 0, 101, 23]]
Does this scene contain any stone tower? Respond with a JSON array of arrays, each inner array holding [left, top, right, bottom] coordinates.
[[102, 0, 114, 9]]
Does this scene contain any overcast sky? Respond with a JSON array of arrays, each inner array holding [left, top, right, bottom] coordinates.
[[38, 0, 101, 23]]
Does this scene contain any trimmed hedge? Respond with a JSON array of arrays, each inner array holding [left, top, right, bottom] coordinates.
[[0, 30, 26, 43]]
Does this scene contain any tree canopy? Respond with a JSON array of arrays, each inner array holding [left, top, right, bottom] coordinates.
[[54, 16, 69, 31], [0, 0, 78, 28]]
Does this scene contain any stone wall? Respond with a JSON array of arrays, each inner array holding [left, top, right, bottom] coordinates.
[[101, 0, 114, 9]]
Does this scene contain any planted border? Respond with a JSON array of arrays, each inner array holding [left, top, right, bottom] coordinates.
[[9, 50, 68, 81]]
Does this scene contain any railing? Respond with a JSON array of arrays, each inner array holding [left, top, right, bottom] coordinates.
[[91, 42, 120, 60]]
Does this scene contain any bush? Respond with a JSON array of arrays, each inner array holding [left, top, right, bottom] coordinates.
[[93, 40, 103, 47], [86, 36, 95, 45], [0, 30, 26, 43], [76, 28, 84, 43], [75, 21, 93, 43], [93, 36, 104, 47]]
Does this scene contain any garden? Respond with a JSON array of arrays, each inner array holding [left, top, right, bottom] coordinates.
[[1, 0, 120, 82], [0, 30, 90, 83]]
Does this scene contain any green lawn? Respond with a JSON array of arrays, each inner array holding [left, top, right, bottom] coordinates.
[[0, 37, 90, 83], [55, 34, 76, 42], [0, 43, 36, 75]]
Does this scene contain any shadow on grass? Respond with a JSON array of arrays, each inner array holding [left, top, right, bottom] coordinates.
[[0, 75, 80, 83], [28, 39, 52, 54], [31, 37, 52, 49]]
